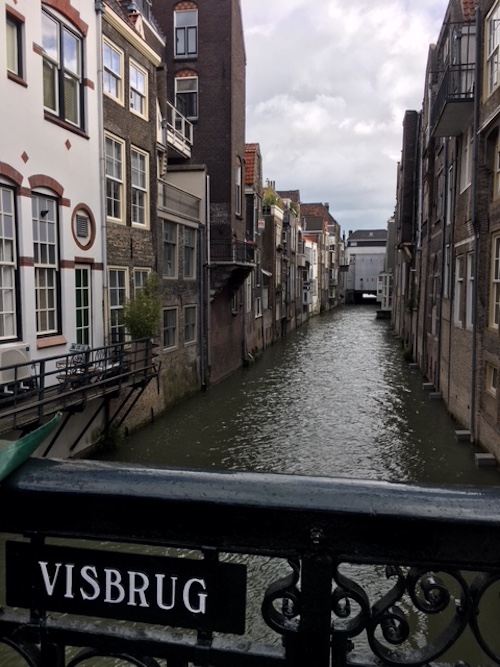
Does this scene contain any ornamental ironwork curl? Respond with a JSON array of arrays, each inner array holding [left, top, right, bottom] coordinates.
[[261, 558, 301, 636], [67, 649, 161, 667], [0, 637, 39, 667], [469, 571, 500, 664]]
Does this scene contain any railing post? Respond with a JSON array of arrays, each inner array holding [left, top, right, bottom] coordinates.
[[298, 552, 332, 667]]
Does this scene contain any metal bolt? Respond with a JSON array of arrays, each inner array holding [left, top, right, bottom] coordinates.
[[310, 526, 324, 545]]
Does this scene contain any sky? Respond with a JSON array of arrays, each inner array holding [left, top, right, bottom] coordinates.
[[240, 0, 450, 234]]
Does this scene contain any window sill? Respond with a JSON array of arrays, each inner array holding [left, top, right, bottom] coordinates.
[[7, 71, 27, 87], [44, 111, 89, 138], [37, 335, 67, 349]]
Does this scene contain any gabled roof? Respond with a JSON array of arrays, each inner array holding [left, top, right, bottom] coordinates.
[[277, 190, 300, 204], [348, 229, 387, 241], [302, 216, 325, 232], [245, 143, 261, 187], [301, 202, 339, 227]]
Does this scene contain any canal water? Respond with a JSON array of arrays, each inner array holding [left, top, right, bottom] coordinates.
[[103, 304, 499, 487]]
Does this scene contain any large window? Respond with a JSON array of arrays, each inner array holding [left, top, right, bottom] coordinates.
[[235, 159, 242, 216], [175, 75, 198, 119], [490, 235, 500, 329], [0, 186, 17, 339], [42, 11, 83, 127], [454, 255, 464, 327], [131, 147, 149, 227], [75, 266, 91, 346], [183, 227, 196, 278], [130, 60, 147, 119], [466, 252, 474, 329], [460, 127, 473, 192], [184, 305, 197, 344], [487, 4, 500, 95], [6, 12, 23, 79], [103, 39, 123, 103], [486, 362, 498, 397], [134, 268, 150, 295], [105, 134, 124, 222], [163, 222, 177, 277], [32, 195, 58, 336], [163, 308, 177, 349], [108, 268, 127, 343], [175, 9, 198, 58]]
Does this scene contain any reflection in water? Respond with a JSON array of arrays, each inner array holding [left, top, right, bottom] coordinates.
[[104, 306, 499, 487]]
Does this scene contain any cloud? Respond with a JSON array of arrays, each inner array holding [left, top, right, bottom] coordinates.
[[241, 0, 449, 231]]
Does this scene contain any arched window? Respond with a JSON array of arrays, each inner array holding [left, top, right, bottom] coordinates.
[[174, 5, 198, 58]]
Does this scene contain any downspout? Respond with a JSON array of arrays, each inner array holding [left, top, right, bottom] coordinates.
[[436, 140, 449, 389], [205, 175, 211, 384], [95, 1, 108, 341], [470, 8, 481, 442], [198, 222, 206, 389]]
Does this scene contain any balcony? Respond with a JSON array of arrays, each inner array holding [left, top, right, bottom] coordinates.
[[210, 240, 255, 298], [2, 461, 500, 666], [158, 180, 201, 222], [160, 102, 193, 159], [431, 64, 475, 137]]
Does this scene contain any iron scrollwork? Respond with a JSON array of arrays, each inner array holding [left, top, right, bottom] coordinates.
[[261, 558, 301, 635]]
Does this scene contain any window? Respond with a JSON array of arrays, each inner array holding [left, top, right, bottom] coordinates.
[[443, 244, 450, 299], [466, 252, 474, 329], [163, 222, 177, 277], [255, 296, 263, 317], [460, 127, 473, 192], [183, 227, 196, 278], [163, 308, 177, 349], [235, 159, 242, 216], [130, 60, 147, 118], [105, 135, 124, 222], [184, 305, 197, 344], [131, 147, 149, 227], [32, 196, 58, 335], [75, 266, 91, 346], [103, 39, 123, 102], [108, 268, 127, 343], [134, 269, 150, 295], [454, 255, 464, 327], [490, 235, 500, 329], [486, 362, 498, 397], [42, 11, 83, 127], [0, 186, 17, 339], [487, 4, 500, 95], [6, 12, 23, 78], [445, 164, 454, 225], [175, 75, 198, 119], [175, 9, 198, 58]]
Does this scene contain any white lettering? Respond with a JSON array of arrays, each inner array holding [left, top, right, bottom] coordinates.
[[155, 574, 177, 611], [183, 578, 207, 614], [80, 565, 100, 601], [64, 563, 75, 599], [104, 568, 126, 604], [38, 561, 62, 596], [127, 571, 150, 607]]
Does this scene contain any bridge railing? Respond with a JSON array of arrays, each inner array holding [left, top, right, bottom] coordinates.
[[1, 459, 500, 666]]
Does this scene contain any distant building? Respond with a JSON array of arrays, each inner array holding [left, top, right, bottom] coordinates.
[[345, 230, 387, 303]]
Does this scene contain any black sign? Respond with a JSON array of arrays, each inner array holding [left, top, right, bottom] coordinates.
[[6, 541, 246, 634]]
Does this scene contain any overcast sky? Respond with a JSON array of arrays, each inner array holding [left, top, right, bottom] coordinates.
[[240, 0, 449, 234]]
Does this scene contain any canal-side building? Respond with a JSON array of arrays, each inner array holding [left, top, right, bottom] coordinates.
[[391, 0, 500, 457], [152, 0, 254, 386], [345, 230, 388, 303]]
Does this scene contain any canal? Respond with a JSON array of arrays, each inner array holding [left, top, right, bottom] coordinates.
[[102, 304, 499, 487]]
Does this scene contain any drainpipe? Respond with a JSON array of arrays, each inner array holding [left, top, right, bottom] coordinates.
[[198, 221, 206, 389], [205, 175, 211, 383], [436, 140, 449, 390], [470, 8, 482, 442], [95, 1, 107, 343]]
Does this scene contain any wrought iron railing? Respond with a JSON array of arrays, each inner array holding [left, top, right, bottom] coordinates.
[[1, 462, 500, 666], [211, 240, 255, 264], [430, 64, 475, 133]]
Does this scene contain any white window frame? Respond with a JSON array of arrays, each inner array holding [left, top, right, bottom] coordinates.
[[486, 362, 498, 397], [75, 265, 91, 346], [175, 75, 198, 120], [460, 127, 473, 193], [103, 38, 124, 104], [0, 185, 17, 340], [131, 146, 149, 228], [487, 4, 500, 96], [183, 226, 196, 279], [454, 255, 464, 327], [129, 59, 148, 119], [133, 268, 150, 295], [42, 10, 83, 128], [235, 159, 242, 216], [163, 221, 178, 278], [6, 12, 23, 78], [466, 252, 474, 330], [490, 235, 500, 329], [105, 133, 125, 223], [108, 267, 128, 343], [174, 9, 198, 58], [184, 305, 197, 345], [33, 195, 59, 336], [163, 307, 178, 350]]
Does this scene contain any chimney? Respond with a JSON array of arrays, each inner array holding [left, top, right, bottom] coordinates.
[[324, 202, 329, 210]]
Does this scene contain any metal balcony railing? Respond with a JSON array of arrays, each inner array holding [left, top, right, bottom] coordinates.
[[162, 101, 193, 158], [211, 239, 255, 264], [158, 179, 201, 221], [431, 64, 475, 137], [2, 463, 500, 666]]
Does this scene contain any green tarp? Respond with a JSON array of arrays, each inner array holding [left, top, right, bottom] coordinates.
[[0, 412, 62, 482]]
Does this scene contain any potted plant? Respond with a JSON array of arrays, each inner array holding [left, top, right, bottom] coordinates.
[[122, 273, 161, 377]]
